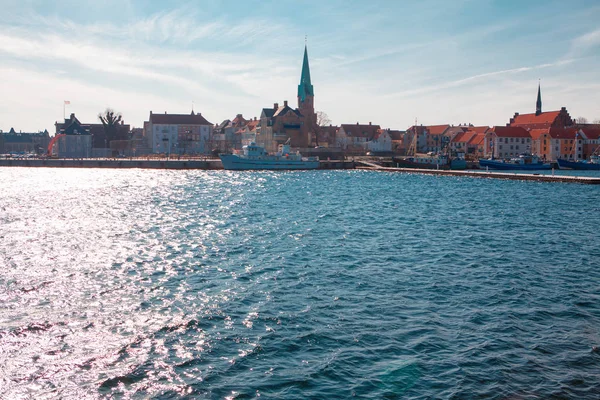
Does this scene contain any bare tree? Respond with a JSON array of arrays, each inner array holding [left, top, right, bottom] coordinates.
[[309, 111, 332, 147], [575, 116, 589, 124], [593, 118, 600, 124], [98, 109, 125, 144]]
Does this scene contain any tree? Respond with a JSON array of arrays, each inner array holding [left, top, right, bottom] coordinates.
[[309, 111, 332, 147], [593, 118, 600, 124], [98, 108, 124, 145], [575, 116, 589, 124]]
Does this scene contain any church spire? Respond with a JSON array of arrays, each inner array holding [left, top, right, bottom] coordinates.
[[536, 81, 542, 116], [298, 45, 314, 103]]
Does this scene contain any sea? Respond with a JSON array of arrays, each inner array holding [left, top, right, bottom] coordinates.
[[1, 167, 600, 399]]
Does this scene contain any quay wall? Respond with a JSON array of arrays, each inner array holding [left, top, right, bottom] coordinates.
[[0, 158, 356, 170]]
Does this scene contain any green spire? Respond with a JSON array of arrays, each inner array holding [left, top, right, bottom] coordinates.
[[298, 45, 314, 102], [536, 82, 542, 116]]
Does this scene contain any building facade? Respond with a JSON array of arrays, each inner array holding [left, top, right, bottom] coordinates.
[[144, 111, 212, 155]]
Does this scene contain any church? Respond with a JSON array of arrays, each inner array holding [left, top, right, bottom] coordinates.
[[256, 45, 317, 152]]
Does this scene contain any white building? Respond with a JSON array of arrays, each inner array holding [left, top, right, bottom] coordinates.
[[144, 111, 212, 155]]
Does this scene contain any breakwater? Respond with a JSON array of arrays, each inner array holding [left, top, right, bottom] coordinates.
[[0, 158, 355, 170], [356, 161, 600, 185]]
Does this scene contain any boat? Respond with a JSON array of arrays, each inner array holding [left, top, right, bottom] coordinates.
[[478, 153, 552, 170], [392, 154, 467, 170], [557, 155, 600, 170], [219, 141, 319, 170]]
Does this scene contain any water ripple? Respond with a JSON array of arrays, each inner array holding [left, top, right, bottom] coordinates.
[[1, 168, 600, 398]]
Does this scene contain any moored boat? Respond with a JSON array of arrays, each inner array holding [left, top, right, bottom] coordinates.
[[479, 153, 552, 170], [557, 155, 600, 170], [220, 142, 319, 170], [392, 154, 466, 170]]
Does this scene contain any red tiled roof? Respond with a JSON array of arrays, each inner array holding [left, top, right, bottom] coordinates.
[[468, 133, 485, 146], [451, 131, 469, 143], [528, 128, 549, 140], [581, 128, 600, 140], [150, 112, 212, 125], [548, 127, 578, 140], [426, 124, 450, 135], [469, 126, 490, 134], [340, 124, 382, 138], [510, 111, 561, 128], [490, 126, 531, 138]]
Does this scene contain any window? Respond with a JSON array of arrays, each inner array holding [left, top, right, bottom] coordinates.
[[505, 138, 508, 143], [527, 138, 531, 143], [510, 145, 513, 150], [510, 138, 514, 142], [499, 145, 503, 150], [521, 138, 525, 144]]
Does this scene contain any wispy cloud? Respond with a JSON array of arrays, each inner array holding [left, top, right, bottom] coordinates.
[[384, 60, 575, 99]]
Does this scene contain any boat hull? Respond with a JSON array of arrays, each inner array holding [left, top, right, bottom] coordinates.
[[220, 154, 319, 170], [392, 158, 466, 170], [478, 159, 552, 170], [557, 159, 600, 170]]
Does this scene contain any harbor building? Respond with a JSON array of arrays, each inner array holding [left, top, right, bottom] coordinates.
[[53, 114, 93, 158], [143, 111, 213, 155], [0, 128, 50, 154]]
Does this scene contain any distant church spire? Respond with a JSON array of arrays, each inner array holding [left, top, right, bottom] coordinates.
[[536, 81, 542, 116], [298, 44, 314, 104]]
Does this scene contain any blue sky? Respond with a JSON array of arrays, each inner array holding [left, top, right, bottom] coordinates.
[[1, 0, 599, 132]]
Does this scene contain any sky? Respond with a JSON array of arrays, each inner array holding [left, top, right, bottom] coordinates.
[[1, 0, 599, 133]]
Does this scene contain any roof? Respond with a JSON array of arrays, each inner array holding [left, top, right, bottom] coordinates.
[[469, 126, 490, 134], [340, 123, 382, 138], [387, 129, 405, 141], [150, 112, 211, 126], [261, 108, 275, 118], [510, 111, 561, 128], [580, 128, 600, 140], [490, 126, 531, 138], [468, 133, 486, 146], [426, 124, 450, 135], [273, 104, 303, 118]]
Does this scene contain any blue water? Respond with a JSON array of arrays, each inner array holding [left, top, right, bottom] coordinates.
[[1, 168, 600, 399]]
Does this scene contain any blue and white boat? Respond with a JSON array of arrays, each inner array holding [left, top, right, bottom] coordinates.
[[220, 142, 319, 170], [479, 154, 552, 170], [557, 155, 600, 170]]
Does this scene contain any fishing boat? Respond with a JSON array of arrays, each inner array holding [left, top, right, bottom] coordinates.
[[557, 155, 600, 170], [220, 141, 319, 170], [393, 154, 467, 170], [478, 153, 552, 170]]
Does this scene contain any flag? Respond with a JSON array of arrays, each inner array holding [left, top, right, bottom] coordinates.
[[64, 100, 70, 105]]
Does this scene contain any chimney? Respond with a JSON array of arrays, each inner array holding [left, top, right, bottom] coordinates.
[[356, 122, 359, 125], [165, 111, 167, 114], [284, 100, 288, 108], [369, 122, 372, 125], [274, 103, 279, 109]]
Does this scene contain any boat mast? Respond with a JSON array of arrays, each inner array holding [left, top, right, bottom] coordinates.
[[407, 118, 418, 157]]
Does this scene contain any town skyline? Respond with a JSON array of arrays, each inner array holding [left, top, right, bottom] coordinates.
[[1, 0, 599, 132]]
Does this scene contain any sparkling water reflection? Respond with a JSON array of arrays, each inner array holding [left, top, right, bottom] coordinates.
[[1, 168, 599, 398]]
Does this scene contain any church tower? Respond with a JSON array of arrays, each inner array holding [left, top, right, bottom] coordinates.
[[297, 45, 315, 116], [535, 82, 542, 116]]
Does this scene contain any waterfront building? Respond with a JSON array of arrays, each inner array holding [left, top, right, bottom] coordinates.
[[143, 111, 212, 155], [450, 126, 491, 159], [404, 126, 429, 154], [335, 122, 382, 153], [0, 128, 50, 154], [387, 129, 406, 154], [213, 114, 253, 152], [488, 126, 532, 159], [311, 125, 339, 147], [53, 114, 93, 157], [256, 45, 316, 153], [55, 114, 131, 157], [424, 125, 450, 153], [508, 84, 574, 130]]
